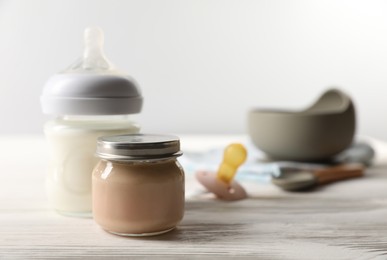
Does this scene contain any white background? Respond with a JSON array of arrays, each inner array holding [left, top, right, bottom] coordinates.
[[0, 0, 387, 138]]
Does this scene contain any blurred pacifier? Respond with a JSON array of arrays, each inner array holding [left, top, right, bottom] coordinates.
[[196, 143, 248, 201]]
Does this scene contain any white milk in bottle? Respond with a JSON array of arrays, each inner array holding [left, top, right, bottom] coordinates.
[[40, 27, 143, 217]]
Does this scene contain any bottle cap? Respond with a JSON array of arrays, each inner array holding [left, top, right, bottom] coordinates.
[[40, 27, 143, 115]]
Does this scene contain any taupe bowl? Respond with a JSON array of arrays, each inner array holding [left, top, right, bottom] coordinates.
[[248, 89, 356, 161]]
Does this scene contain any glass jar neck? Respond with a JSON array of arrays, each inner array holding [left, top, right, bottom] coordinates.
[[102, 157, 178, 165]]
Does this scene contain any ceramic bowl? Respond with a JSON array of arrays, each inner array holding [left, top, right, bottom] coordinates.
[[248, 89, 356, 161]]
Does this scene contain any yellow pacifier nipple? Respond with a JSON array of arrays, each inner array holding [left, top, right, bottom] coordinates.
[[217, 143, 247, 184], [195, 143, 248, 201]]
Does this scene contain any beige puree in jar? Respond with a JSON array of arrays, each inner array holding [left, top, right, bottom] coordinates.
[[92, 134, 185, 236]]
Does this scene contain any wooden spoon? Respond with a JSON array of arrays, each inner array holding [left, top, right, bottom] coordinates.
[[271, 163, 364, 191]]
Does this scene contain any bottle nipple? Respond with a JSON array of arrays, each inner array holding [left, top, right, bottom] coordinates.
[[217, 143, 247, 184], [64, 27, 114, 72]]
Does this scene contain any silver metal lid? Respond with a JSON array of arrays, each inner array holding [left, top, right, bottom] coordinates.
[[96, 134, 182, 161]]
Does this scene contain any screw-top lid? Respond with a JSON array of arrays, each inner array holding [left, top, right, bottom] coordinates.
[[96, 134, 183, 161], [40, 27, 143, 115]]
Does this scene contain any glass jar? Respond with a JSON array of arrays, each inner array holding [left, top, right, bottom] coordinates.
[[92, 134, 185, 236]]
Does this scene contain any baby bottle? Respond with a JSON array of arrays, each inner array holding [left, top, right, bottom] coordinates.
[[40, 27, 143, 217]]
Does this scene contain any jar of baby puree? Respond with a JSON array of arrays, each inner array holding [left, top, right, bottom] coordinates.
[[92, 134, 185, 236]]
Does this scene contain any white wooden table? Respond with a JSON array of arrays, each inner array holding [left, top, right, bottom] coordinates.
[[1, 135, 387, 259]]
